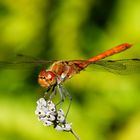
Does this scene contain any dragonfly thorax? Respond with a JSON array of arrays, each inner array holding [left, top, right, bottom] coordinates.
[[38, 70, 57, 88]]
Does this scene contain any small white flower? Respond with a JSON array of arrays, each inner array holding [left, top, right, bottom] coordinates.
[[57, 114, 65, 123], [55, 125, 64, 131], [47, 100, 55, 107], [37, 98, 46, 106], [57, 109, 65, 123], [46, 114, 56, 121], [35, 109, 46, 117], [46, 100, 53, 105], [43, 120, 53, 126], [55, 123, 72, 132], [47, 106, 56, 115], [63, 123, 72, 131], [40, 117, 53, 126], [57, 109, 65, 116], [38, 106, 48, 112]]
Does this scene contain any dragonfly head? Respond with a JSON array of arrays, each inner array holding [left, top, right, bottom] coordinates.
[[38, 70, 57, 88]]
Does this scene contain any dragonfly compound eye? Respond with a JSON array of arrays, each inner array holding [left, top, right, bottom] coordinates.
[[38, 70, 56, 88]]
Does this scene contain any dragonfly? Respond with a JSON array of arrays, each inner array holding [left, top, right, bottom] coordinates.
[[0, 43, 140, 116]]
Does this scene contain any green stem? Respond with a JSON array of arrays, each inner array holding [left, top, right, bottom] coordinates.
[[70, 129, 80, 140]]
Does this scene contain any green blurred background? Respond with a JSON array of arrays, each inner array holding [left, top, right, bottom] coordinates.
[[0, 0, 140, 140]]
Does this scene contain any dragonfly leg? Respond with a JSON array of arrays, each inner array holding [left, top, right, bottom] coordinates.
[[57, 84, 72, 119], [61, 86, 72, 119], [56, 84, 65, 107], [44, 85, 57, 99], [49, 86, 57, 99], [44, 87, 51, 98]]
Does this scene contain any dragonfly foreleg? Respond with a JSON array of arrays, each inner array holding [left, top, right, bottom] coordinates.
[[44, 85, 57, 99], [43, 87, 51, 98], [49, 85, 57, 99]]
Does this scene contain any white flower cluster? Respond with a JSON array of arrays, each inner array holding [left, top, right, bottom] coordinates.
[[35, 98, 72, 131]]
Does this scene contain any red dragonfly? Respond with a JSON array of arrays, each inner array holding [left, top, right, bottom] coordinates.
[[0, 43, 140, 114]]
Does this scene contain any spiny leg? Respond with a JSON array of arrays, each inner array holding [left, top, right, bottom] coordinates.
[[44, 87, 51, 98], [44, 85, 57, 100], [56, 84, 65, 107], [49, 84, 57, 99], [57, 84, 72, 119]]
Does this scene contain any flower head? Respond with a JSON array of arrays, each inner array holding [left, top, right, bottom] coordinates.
[[35, 98, 79, 140]]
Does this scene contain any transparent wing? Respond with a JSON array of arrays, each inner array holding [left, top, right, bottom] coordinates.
[[92, 58, 140, 75], [0, 54, 55, 69]]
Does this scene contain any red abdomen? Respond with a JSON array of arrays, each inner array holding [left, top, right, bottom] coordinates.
[[88, 43, 132, 62], [77, 43, 132, 69]]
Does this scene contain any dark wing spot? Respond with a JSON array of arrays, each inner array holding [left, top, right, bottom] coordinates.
[[132, 58, 140, 61], [107, 60, 115, 62]]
